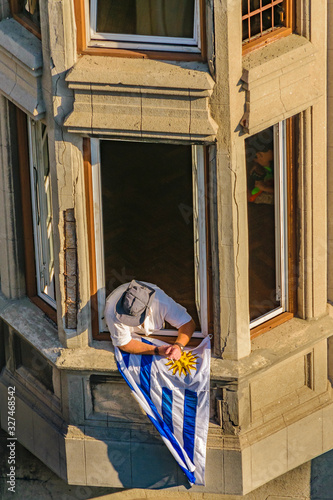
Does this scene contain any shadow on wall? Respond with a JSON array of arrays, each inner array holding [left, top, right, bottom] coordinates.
[[0, 427, 188, 499], [81, 426, 189, 490], [310, 449, 333, 499]]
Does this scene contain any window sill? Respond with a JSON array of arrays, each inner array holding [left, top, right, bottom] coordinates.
[[242, 34, 316, 82], [211, 312, 333, 382], [250, 312, 293, 340], [81, 46, 203, 62], [242, 26, 292, 56], [51, 310, 333, 381]]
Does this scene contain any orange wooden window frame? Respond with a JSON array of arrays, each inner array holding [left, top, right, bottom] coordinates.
[[250, 117, 297, 340], [9, 0, 41, 39], [16, 108, 57, 323], [242, 0, 295, 55], [83, 138, 103, 339], [73, 0, 206, 61], [84, 138, 213, 341]]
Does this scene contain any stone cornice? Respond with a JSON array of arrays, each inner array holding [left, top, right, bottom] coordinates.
[[64, 55, 218, 141]]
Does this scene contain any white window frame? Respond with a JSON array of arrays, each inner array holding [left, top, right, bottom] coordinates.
[[250, 121, 288, 329], [27, 118, 56, 308], [90, 139, 208, 336], [87, 0, 201, 53]]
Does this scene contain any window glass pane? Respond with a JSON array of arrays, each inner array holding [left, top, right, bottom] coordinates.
[[100, 141, 200, 328], [250, 13, 261, 38], [30, 121, 56, 305], [16, 0, 40, 26], [96, 0, 195, 38], [262, 6, 273, 31], [250, 0, 260, 10], [246, 127, 281, 322], [274, 3, 285, 26], [242, 19, 249, 41], [242, 0, 249, 16]]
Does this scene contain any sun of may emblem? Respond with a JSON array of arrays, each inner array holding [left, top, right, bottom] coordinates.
[[165, 350, 198, 377]]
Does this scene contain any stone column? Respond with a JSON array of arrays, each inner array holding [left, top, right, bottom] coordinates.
[[209, 0, 251, 360], [327, 0, 333, 305], [39, 0, 91, 347]]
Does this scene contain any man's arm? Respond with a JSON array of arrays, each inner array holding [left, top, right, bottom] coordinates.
[[118, 318, 195, 359], [119, 339, 169, 357], [165, 318, 196, 360]]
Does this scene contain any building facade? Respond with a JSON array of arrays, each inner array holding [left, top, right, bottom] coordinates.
[[0, 0, 332, 495]]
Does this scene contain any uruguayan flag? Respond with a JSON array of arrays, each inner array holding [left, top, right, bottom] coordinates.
[[115, 335, 211, 485]]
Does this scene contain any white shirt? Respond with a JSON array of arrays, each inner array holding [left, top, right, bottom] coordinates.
[[104, 282, 192, 347]]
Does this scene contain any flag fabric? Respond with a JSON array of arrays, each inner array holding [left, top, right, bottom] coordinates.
[[115, 334, 211, 485]]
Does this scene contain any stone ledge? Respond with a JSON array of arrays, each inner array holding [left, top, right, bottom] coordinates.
[[0, 18, 45, 117], [241, 34, 322, 134], [0, 294, 61, 365], [2, 293, 333, 386], [211, 313, 333, 382], [66, 56, 215, 90], [2, 293, 333, 385], [242, 35, 317, 84]]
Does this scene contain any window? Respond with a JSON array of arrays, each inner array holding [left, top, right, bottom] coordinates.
[[9, 0, 41, 38], [242, 0, 294, 54], [75, 0, 204, 58], [84, 139, 210, 339], [27, 119, 56, 308], [14, 333, 54, 393], [16, 108, 57, 321], [246, 120, 296, 337]]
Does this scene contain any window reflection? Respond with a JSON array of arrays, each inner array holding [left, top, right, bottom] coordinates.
[[17, 0, 40, 27], [246, 127, 280, 322]]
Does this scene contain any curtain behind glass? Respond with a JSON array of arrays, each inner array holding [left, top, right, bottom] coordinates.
[[96, 0, 194, 38]]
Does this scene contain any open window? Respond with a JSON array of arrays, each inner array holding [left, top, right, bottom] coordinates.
[[242, 0, 294, 54], [246, 120, 296, 338], [9, 0, 41, 38], [84, 139, 210, 340], [16, 108, 56, 321], [74, 0, 205, 58]]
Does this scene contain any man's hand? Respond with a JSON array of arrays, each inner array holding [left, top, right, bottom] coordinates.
[[165, 344, 182, 361]]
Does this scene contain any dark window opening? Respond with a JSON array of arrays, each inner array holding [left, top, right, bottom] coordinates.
[[14, 334, 53, 393], [100, 141, 200, 328]]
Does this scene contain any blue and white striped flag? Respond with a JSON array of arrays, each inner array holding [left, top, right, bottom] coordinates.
[[115, 335, 211, 485]]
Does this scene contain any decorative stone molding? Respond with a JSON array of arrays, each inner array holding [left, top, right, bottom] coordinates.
[[241, 35, 321, 134], [0, 18, 45, 118], [64, 56, 218, 142]]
